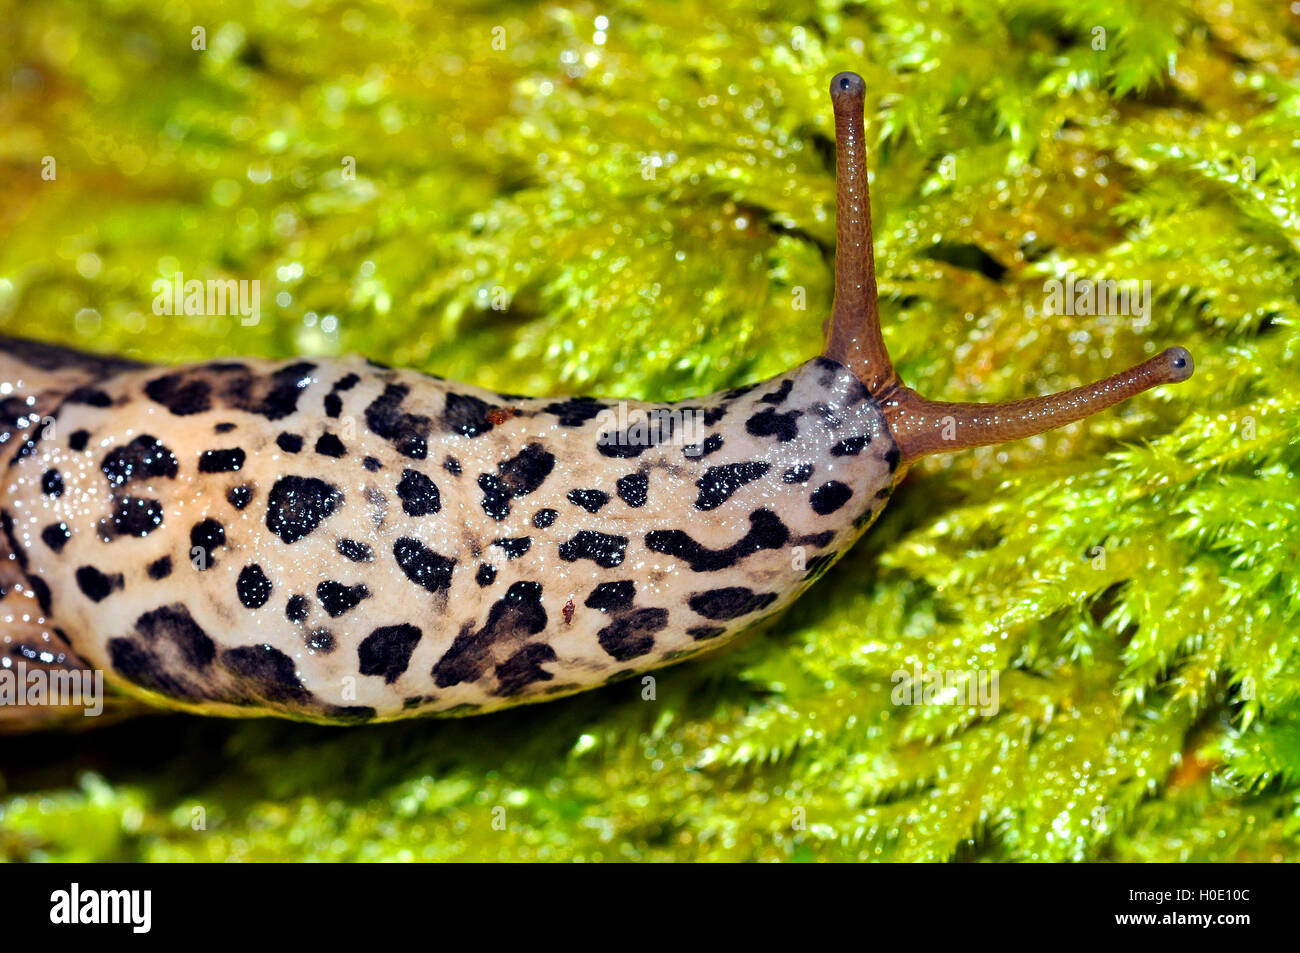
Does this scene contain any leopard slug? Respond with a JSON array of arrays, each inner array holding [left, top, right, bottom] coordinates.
[[0, 72, 1193, 728]]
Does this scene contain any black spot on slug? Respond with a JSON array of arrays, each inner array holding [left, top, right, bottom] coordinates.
[[395, 468, 441, 516], [475, 563, 497, 587], [306, 629, 335, 653], [687, 625, 726, 641], [494, 643, 559, 696], [497, 443, 555, 497], [66, 386, 111, 407], [276, 432, 303, 453], [783, 463, 814, 484], [236, 563, 273, 609], [478, 473, 511, 522], [102, 435, 178, 488], [358, 623, 422, 684], [694, 461, 770, 510], [393, 537, 456, 594], [492, 536, 532, 560], [286, 594, 309, 623], [543, 396, 609, 427], [759, 379, 794, 405], [145, 373, 211, 416], [227, 484, 253, 510], [336, 537, 374, 562], [687, 586, 778, 620], [745, 407, 802, 443], [441, 393, 498, 438], [41, 469, 64, 497], [189, 518, 226, 568], [432, 581, 547, 689], [68, 429, 90, 452], [135, 603, 216, 670], [265, 476, 343, 544], [199, 448, 246, 472], [316, 580, 370, 618], [107, 496, 165, 538], [645, 509, 789, 572], [830, 435, 868, 456], [585, 580, 636, 611], [235, 362, 316, 420], [597, 607, 668, 662], [76, 565, 123, 602], [558, 530, 628, 568], [532, 508, 558, 528], [220, 643, 312, 704], [41, 521, 71, 553], [616, 472, 648, 508], [315, 432, 347, 458], [809, 480, 853, 515], [364, 383, 431, 459], [567, 488, 609, 513], [147, 556, 172, 580]]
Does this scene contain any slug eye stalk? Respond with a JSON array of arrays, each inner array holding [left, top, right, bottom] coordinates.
[[821, 71, 1194, 465]]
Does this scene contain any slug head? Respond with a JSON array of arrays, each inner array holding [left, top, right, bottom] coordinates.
[[821, 71, 1193, 467]]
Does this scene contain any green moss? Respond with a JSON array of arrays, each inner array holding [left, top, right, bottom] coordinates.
[[2, 0, 1298, 861]]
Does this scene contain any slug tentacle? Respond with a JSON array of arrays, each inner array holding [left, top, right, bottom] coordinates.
[[819, 72, 1194, 466], [824, 71, 895, 395], [882, 348, 1193, 461]]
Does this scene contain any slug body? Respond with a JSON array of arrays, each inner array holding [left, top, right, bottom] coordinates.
[[0, 73, 1193, 728]]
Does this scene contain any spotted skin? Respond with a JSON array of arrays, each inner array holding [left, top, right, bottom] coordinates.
[[0, 339, 897, 725]]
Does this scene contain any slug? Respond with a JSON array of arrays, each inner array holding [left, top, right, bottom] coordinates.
[[0, 72, 1192, 729]]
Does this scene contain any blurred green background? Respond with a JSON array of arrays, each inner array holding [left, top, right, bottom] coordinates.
[[2, 0, 1298, 861]]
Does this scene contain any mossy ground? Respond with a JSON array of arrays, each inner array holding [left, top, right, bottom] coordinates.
[[1, 0, 1298, 861]]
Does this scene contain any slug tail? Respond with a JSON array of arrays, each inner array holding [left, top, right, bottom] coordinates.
[[819, 73, 1195, 466]]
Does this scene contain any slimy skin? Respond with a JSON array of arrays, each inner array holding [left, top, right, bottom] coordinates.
[[0, 73, 1194, 729]]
